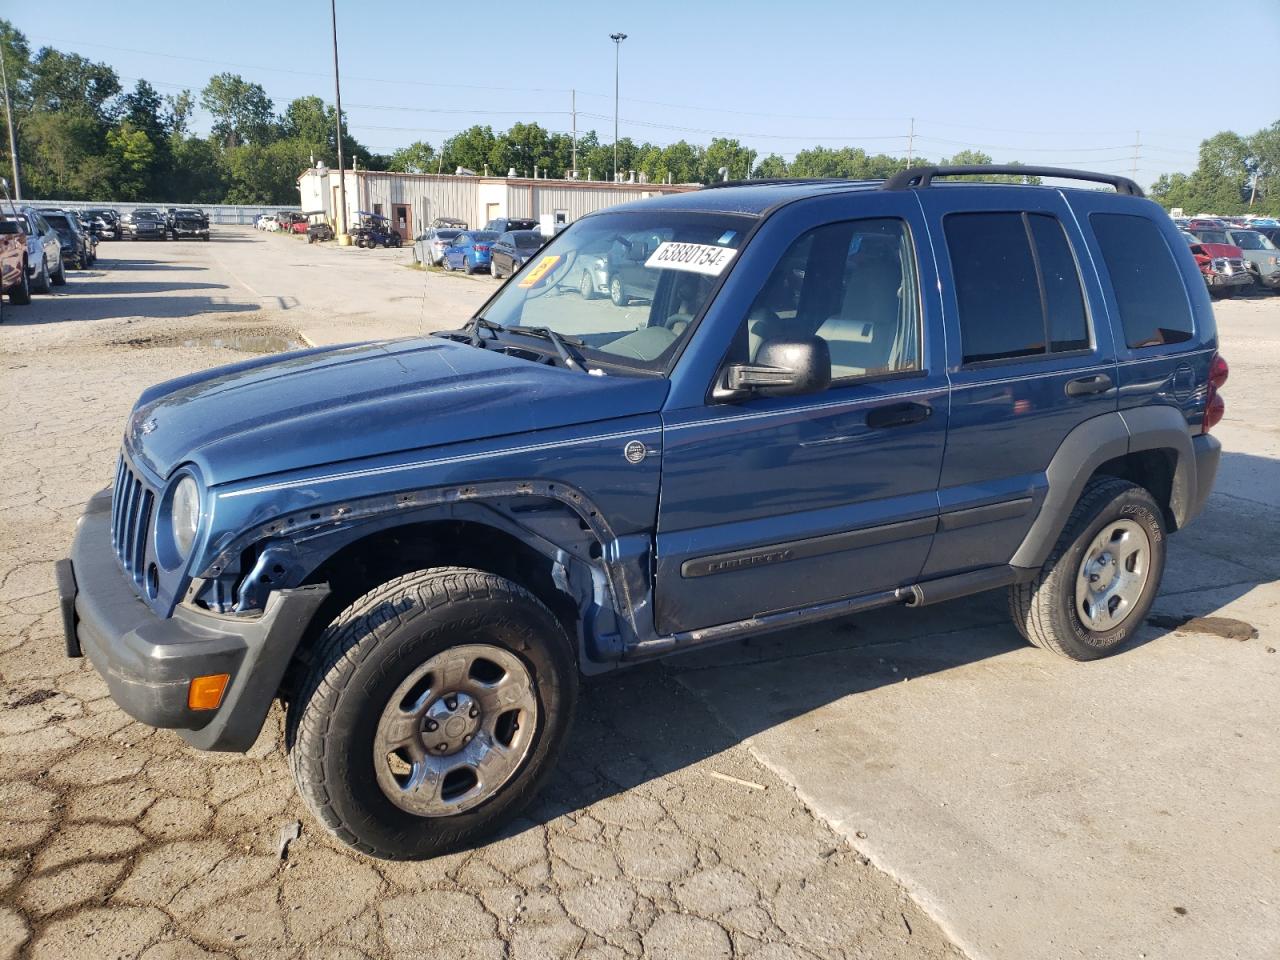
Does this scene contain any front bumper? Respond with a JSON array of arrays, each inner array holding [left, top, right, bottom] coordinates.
[[172, 226, 209, 238], [1206, 271, 1253, 289], [58, 490, 329, 751]]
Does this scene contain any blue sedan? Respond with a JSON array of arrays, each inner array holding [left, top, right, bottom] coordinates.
[[442, 231, 499, 273]]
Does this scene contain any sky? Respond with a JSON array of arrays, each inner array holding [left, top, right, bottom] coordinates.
[[12, 0, 1280, 188]]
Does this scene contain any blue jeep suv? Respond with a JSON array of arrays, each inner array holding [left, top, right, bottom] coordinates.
[[57, 166, 1225, 860]]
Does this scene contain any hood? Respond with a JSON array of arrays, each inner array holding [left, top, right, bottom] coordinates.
[[125, 337, 670, 485], [1194, 242, 1243, 259]]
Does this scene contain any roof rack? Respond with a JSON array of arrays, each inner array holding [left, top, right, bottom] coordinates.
[[700, 177, 836, 190], [882, 165, 1144, 197]]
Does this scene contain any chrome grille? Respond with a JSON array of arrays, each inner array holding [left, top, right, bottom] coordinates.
[[110, 455, 155, 585]]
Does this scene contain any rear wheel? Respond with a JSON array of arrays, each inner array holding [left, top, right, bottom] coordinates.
[[1009, 477, 1165, 660], [286, 567, 576, 860], [51, 256, 67, 286], [9, 262, 31, 304], [610, 276, 626, 306], [578, 271, 597, 300]]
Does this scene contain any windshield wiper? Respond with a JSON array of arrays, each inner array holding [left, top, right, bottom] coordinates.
[[466, 316, 506, 346], [516, 326, 587, 372]]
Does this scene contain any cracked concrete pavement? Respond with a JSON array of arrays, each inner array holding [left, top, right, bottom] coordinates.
[[0, 232, 962, 959], [1, 228, 1276, 960]]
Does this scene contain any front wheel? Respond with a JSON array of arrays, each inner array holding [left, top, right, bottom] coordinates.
[[490, 259, 499, 278], [610, 276, 626, 306], [1009, 477, 1165, 660], [286, 567, 577, 860], [51, 256, 67, 286], [32, 257, 51, 294]]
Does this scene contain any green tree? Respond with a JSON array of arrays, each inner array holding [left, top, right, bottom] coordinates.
[[28, 48, 119, 118], [105, 122, 155, 198], [201, 73, 275, 149], [441, 125, 497, 174], [388, 140, 437, 174], [752, 154, 789, 178], [702, 137, 753, 183]]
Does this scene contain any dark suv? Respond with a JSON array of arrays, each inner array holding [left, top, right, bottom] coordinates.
[[57, 166, 1225, 860]]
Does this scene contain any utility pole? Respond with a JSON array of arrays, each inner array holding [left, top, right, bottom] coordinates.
[[1131, 129, 1140, 182], [0, 47, 20, 199], [906, 117, 914, 170], [571, 88, 577, 177], [330, 0, 350, 243], [610, 33, 627, 183], [1248, 170, 1258, 207]]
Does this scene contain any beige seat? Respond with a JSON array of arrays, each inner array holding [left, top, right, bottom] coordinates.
[[816, 248, 903, 378]]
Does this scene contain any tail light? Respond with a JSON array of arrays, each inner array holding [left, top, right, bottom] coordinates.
[[476, 245, 489, 253], [1203, 353, 1228, 434]]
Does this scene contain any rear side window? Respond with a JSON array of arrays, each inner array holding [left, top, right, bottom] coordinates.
[[945, 212, 1090, 364], [1090, 214, 1193, 349]]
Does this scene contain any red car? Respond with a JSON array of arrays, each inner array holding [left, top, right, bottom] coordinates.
[[1181, 231, 1252, 299]]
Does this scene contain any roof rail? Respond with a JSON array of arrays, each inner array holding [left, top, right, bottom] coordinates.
[[700, 177, 836, 190], [882, 165, 1144, 197]]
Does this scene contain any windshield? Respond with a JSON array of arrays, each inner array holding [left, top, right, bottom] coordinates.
[[1230, 230, 1275, 250], [1194, 230, 1229, 245], [481, 210, 753, 370], [472, 232, 499, 242]]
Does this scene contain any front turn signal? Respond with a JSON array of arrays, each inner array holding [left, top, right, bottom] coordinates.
[[188, 673, 230, 711]]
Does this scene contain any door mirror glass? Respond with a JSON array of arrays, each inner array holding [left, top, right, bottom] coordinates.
[[725, 337, 832, 398]]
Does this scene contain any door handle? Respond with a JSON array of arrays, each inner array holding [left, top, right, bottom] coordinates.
[[1065, 374, 1113, 397], [866, 401, 932, 429]]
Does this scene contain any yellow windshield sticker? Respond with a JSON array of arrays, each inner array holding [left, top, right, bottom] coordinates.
[[519, 255, 561, 288]]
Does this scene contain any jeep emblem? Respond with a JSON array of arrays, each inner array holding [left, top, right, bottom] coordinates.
[[623, 440, 647, 464]]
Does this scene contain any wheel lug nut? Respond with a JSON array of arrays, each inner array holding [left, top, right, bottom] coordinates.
[[436, 743, 448, 752], [425, 720, 438, 732], [445, 697, 457, 710], [469, 707, 479, 718]]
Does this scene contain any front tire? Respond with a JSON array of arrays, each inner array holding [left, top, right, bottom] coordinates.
[[32, 257, 51, 294], [610, 276, 626, 306], [51, 256, 67, 286], [1009, 477, 1165, 661], [286, 567, 577, 860]]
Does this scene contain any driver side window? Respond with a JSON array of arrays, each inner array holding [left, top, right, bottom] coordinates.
[[740, 218, 922, 382]]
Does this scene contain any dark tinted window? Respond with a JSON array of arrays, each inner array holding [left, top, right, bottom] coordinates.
[[1090, 214, 1194, 349], [946, 212, 1089, 363], [514, 232, 541, 249], [1028, 214, 1089, 352], [44, 214, 72, 231], [946, 213, 1046, 363]]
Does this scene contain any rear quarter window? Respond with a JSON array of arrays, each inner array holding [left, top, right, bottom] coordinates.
[[1089, 213, 1194, 349]]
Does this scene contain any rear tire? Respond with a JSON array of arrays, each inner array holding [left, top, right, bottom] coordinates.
[[51, 257, 67, 286], [9, 262, 31, 304], [286, 567, 577, 860], [610, 276, 626, 306], [1009, 477, 1165, 661]]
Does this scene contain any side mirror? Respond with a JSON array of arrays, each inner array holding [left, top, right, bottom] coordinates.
[[724, 337, 832, 398]]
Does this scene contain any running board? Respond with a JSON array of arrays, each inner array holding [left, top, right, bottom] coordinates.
[[625, 565, 1025, 661]]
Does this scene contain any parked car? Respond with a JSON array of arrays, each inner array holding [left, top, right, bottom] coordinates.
[[37, 209, 93, 268], [574, 232, 665, 305], [57, 165, 1226, 861], [256, 214, 280, 232], [352, 212, 402, 248], [1180, 231, 1252, 298], [123, 208, 168, 241], [483, 217, 538, 234], [432, 217, 468, 230], [3, 207, 64, 292], [441, 230, 498, 272], [1222, 228, 1280, 292], [1187, 216, 1228, 229], [0, 182, 29, 315], [306, 212, 335, 244], [1252, 225, 1280, 248], [279, 212, 309, 236], [85, 208, 121, 240], [171, 208, 210, 241], [488, 230, 544, 278], [412, 227, 462, 266]]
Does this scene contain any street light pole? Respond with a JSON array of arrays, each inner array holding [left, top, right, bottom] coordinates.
[[330, 0, 349, 243], [610, 32, 627, 183]]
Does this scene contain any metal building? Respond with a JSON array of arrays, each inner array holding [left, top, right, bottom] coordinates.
[[297, 165, 695, 239]]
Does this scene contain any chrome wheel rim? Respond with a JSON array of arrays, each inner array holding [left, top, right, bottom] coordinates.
[[1075, 519, 1151, 632], [579, 272, 591, 297], [373, 644, 538, 818]]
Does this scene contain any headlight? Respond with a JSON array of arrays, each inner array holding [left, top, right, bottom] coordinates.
[[168, 474, 201, 560]]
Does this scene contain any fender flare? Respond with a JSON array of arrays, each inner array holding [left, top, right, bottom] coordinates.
[[1011, 406, 1196, 570]]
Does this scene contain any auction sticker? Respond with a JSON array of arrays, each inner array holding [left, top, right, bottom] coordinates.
[[644, 242, 738, 277], [518, 254, 561, 288]]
